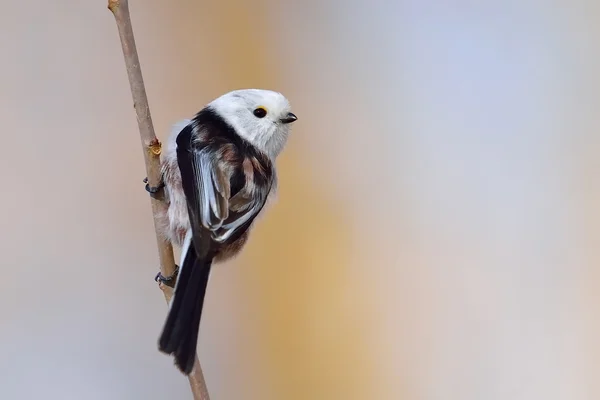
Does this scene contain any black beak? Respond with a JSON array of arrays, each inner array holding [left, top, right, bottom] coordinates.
[[280, 112, 298, 124]]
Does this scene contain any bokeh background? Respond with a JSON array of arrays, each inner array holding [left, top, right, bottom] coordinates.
[[1, 1, 599, 399]]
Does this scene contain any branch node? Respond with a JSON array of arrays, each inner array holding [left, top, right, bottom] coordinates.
[[108, 0, 119, 12], [148, 138, 162, 156]]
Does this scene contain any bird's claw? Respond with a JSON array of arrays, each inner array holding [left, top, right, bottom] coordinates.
[[143, 177, 165, 197], [154, 265, 179, 288]]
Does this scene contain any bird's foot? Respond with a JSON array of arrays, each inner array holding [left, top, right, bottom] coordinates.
[[154, 265, 179, 288], [143, 177, 165, 197]]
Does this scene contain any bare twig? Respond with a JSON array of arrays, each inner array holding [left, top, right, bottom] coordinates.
[[107, 1, 210, 398]]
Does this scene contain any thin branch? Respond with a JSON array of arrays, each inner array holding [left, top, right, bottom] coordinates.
[[107, 1, 210, 398]]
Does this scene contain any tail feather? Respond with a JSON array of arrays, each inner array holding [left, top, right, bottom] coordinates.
[[173, 261, 210, 373], [158, 241, 197, 353], [158, 243, 213, 375]]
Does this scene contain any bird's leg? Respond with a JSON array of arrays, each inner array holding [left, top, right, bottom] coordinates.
[[143, 176, 165, 197], [155, 265, 179, 288]]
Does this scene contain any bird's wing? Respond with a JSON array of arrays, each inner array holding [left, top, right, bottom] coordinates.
[[214, 158, 273, 244], [177, 129, 273, 253], [182, 145, 230, 230]]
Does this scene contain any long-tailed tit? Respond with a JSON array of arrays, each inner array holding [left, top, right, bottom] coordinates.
[[145, 89, 297, 375]]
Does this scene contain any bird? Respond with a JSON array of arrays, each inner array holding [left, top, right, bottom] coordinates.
[[145, 89, 297, 375]]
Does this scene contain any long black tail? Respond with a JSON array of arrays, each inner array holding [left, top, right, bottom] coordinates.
[[158, 244, 213, 375]]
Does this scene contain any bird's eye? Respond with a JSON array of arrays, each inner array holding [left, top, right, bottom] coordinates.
[[253, 107, 268, 118]]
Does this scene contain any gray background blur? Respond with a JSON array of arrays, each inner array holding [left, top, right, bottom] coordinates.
[[1, 1, 599, 399]]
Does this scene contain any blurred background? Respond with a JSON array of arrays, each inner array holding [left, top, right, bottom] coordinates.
[[1, 0, 599, 399]]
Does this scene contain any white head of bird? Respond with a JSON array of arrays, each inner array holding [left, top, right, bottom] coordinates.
[[208, 88, 297, 159]]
